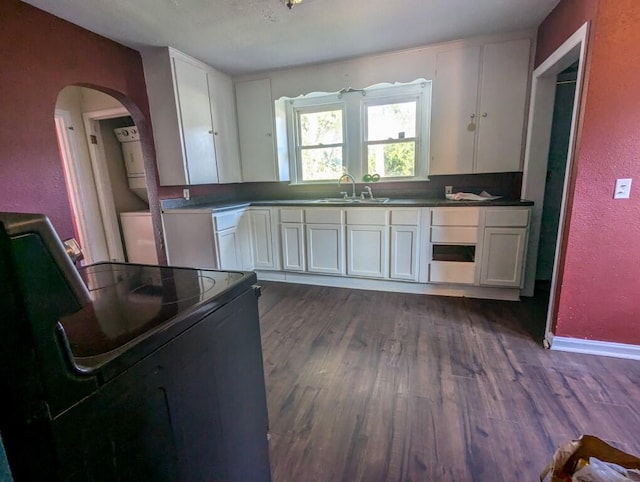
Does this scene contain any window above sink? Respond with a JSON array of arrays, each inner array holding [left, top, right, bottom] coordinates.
[[279, 80, 432, 185]]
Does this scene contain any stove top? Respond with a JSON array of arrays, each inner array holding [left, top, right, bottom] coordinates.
[[58, 263, 249, 372]]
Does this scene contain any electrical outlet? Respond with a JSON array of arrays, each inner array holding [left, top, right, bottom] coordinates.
[[183, 188, 190, 200], [614, 178, 632, 199]]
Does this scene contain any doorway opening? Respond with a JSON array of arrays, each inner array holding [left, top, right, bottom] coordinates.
[[54, 86, 156, 265], [521, 22, 589, 347]]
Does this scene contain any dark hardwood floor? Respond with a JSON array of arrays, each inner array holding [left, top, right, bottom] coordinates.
[[257, 281, 640, 482]]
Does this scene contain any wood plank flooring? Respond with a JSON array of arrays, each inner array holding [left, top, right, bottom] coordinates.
[[257, 282, 640, 482]]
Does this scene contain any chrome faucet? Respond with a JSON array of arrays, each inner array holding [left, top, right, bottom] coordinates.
[[338, 173, 356, 198], [361, 185, 374, 200]]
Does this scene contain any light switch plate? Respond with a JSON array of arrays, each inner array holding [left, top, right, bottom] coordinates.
[[614, 178, 632, 199]]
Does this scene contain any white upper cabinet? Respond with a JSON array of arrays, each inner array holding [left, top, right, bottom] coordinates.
[[431, 46, 481, 175], [207, 68, 242, 183], [172, 56, 218, 184], [430, 38, 531, 175], [235, 78, 279, 182], [142, 47, 240, 185]]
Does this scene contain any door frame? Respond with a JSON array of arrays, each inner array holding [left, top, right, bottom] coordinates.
[[82, 107, 130, 262], [55, 108, 109, 264], [520, 22, 589, 346]]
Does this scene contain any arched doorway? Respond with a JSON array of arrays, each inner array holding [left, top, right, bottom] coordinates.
[[54, 86, 157, 265]]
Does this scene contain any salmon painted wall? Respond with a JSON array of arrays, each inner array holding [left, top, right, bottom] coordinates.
[[0, 0, 156, 241], [538, 0, 640, 345]]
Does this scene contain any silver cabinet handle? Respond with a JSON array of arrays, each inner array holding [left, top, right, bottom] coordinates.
[[470, 113, 475, 119], [482, 112, 488, 118]]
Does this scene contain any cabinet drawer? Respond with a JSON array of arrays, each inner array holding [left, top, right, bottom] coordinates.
[[431, 226, 478, 244], [390, 209, 420, 225], [346, 209, 388, 226], [484, 208, 529, 227], [305, 208, 344, 224], [429, 261, 476, 284], [431, 208, 479, 226], [214, 211, 242, 231], [280, 208, 304, 223]]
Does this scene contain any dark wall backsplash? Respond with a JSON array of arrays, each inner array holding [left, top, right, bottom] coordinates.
[[158, 172, 523, 204]]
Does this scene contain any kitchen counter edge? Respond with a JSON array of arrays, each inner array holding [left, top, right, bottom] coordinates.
[[161, 198, 533, 213]]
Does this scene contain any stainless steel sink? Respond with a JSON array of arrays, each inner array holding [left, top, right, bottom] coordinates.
[[313, 197, 390, 204]]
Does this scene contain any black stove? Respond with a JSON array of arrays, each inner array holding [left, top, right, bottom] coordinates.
[[60, 262, 247, 375], [0, 212, 271, 482]]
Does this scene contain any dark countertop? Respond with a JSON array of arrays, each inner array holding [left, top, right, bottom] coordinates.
[[251, 198, 534, 207], [161, 198, 533, 212]]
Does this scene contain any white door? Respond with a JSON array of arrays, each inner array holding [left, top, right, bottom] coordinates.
[[476, 39, 531, 173], [172, 56, 218, 184], [250, 208, 276, 269], [54, 109, 109, 264], [216, 227, 240, 270], [480, 227, 527, 287], [390, 225, 419, 281], [162, 211, 216, 269], [306, 224, 344, 275], [430, 46, 480, 175], [281, 223, 305, 271], [207, 68, 242, 183], [346, 226, 388, 278], [235, 78, 277, 182]]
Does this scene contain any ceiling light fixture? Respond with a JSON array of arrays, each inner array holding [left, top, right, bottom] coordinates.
[[284, 0, 302, 9]]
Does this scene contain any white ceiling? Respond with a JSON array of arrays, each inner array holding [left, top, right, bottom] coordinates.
[[24, 0, 560, 76]]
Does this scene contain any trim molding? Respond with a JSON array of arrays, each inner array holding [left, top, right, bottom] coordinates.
[[550, 336, 640, 361], [254, 270, 522, 301]]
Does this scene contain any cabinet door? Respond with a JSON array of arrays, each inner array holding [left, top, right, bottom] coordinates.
[[390, 225, 419, 281], [280, 223, 305, 271], [430, 46, 480, 175], [346, 226, 388, 279], [250, 208, 276, 269], [207, 68, 242, 183], [235, 79, 278, 182], [237, 211, 254, 270], [216, 227, 241, 270], [475, 39, 531, 173], [306, 224, 344, 275], [480, 227, 527, 287], [172, 56, 218, 184], [162, 212, 217, 269]]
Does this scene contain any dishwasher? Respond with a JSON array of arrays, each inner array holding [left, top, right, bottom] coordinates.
[[0, 212, 271, 482]]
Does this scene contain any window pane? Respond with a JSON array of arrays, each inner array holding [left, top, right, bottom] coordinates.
[[367, 142, 415, 177], [301, 147, 343, 181], [300, 110, 343, 146], [367, 102, 416, 141]]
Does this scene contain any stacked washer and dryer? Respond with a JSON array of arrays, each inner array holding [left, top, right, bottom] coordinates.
[[114, 126, 158, 265]]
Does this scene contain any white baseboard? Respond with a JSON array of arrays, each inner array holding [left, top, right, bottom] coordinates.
[[254, 270, 522, 301], [550, 335, 640, 361]]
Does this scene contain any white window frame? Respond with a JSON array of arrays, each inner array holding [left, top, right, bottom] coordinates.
[[285, 80, 431, 184], [292, 100, 346, 183]]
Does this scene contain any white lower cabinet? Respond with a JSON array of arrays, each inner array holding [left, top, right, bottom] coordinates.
[[164, 204, 531, 298], [281, 223, 305, 271], [162, 211, 217, 269], [306, 224, 344, 275], [390, 225, 419, 281], [216, 227, 241, 270], [428, 207, 479, 285], [479, 228, 527, 287], [345, 208, 388, 279], [346, 226, 388, 278], [162, 207, 249, 270], [250, 208, 279, 270], [478, 207, 529, 287]]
